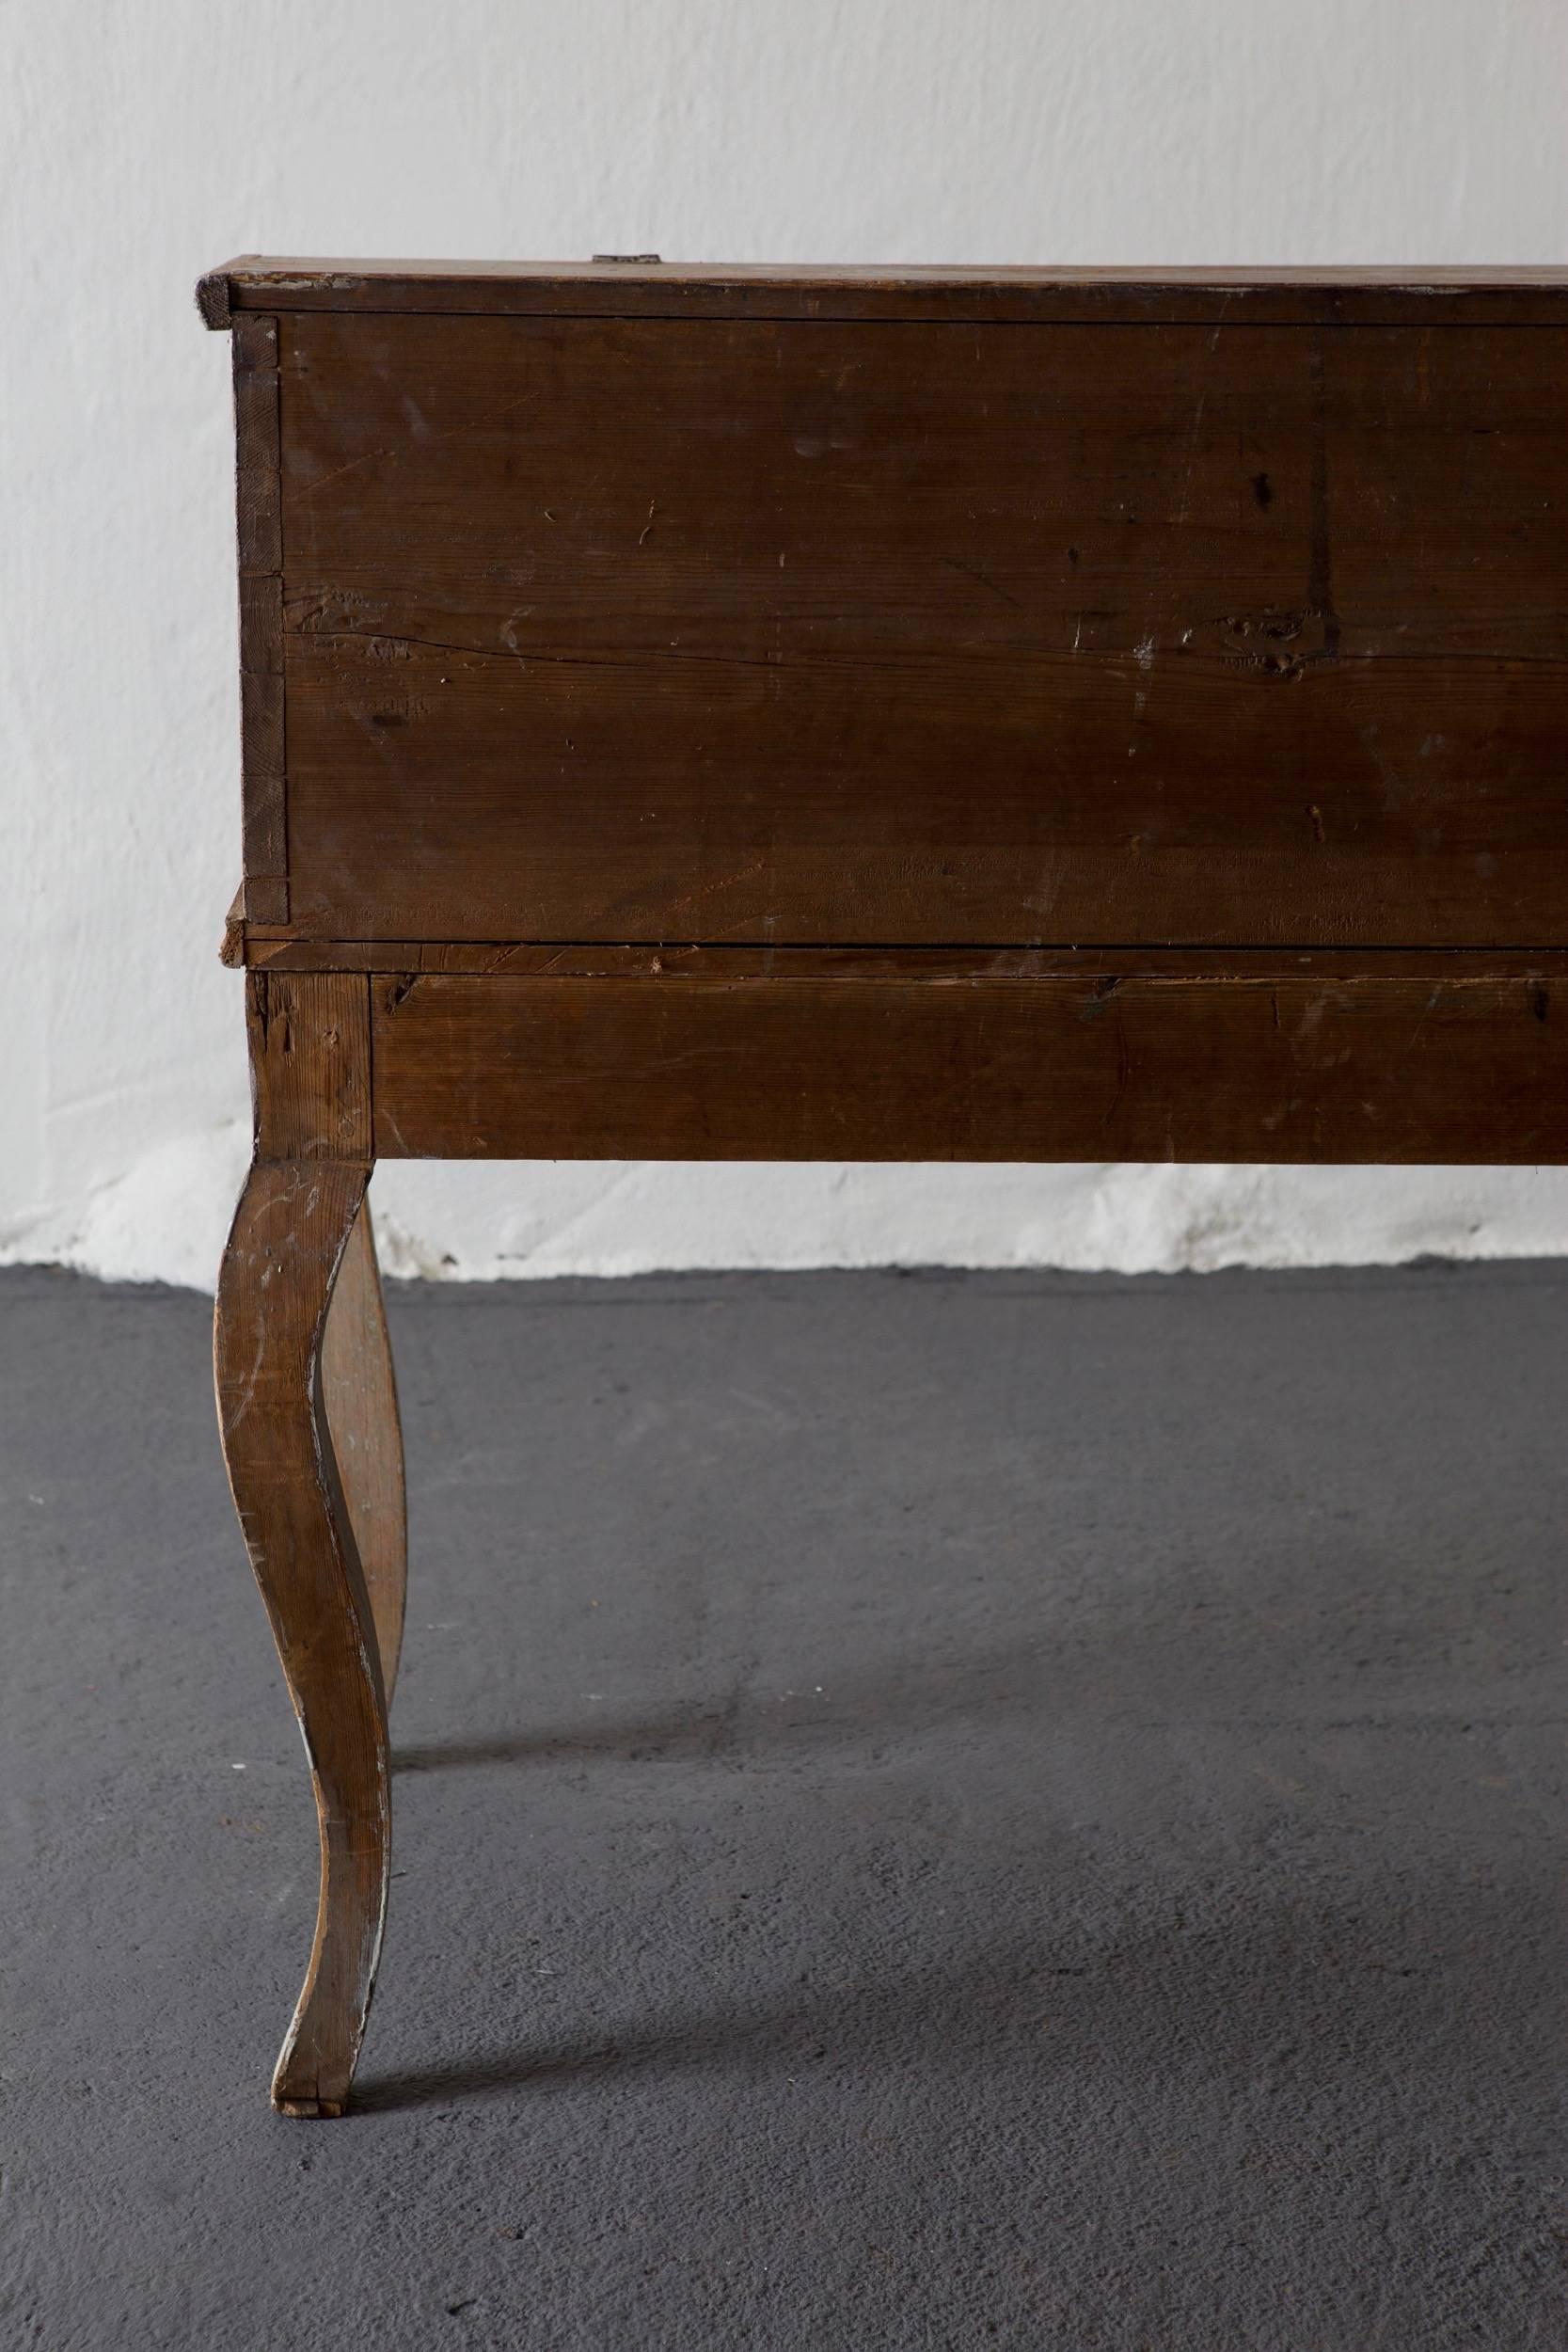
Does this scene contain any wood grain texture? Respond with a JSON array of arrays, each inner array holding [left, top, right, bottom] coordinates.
[[233, 313, 288, 921], [247, 971, 372, 1160], [277, 311, 1568, 948], [220, 884, 247, 968], [370, 969, 1568, 1164], [319, 1200, 407, 1702], [200, 255, 1568, 326], [214, 1157, 388, 2117], [201, 257, 1568, 2118], [236, 937, 1568, 980]]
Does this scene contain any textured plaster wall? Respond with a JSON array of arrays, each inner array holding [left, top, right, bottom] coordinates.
[[5, 0, 1568, 1288]]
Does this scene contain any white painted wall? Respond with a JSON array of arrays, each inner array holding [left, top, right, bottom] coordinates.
[[5, 0, 1568, 1288]]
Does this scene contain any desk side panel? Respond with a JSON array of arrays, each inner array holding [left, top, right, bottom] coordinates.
[[279, 313, 1568, 948]]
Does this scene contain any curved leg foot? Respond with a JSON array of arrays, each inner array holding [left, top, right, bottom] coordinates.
[[214, 1157, 389, 2117], [321, 1198, 407, 1703]]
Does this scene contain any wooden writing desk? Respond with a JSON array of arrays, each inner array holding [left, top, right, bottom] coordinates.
[[199, 256, 1568, 2112]]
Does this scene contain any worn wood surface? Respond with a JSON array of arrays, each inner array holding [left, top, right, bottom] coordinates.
[[320, 1200, 407, 1702], [198, 255, 1568, 326], [368, 969, 1568, 1164], [220, 883, 247, 968], [277, 311, 1568, 947], [214, 1157, 388, 2117], [204, 259, 1568, 2114], [246, 970, 372, 1159], [232, 314, 288, 925], [215, 974, 403, 2114], [236, 937, 1568, 981]]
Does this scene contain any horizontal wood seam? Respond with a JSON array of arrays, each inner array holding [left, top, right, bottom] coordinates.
[[231, 937, 1568, 977]]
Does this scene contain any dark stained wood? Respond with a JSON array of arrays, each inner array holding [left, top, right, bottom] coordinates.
[[277, 311, 1568, 948], [232, 313, 288, 924], [370, 969, 1568, 1165], [214, 1156, 388, 2117], [198, 255, 1568, 326], [320, 1200, 407, 1701], [246, 971, 372, 1159], [235, 936, 1568, 981], [204, 256, 1568, 2114]]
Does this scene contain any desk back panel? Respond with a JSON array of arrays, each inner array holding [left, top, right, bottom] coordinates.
[[269, 310, 1568, 949]]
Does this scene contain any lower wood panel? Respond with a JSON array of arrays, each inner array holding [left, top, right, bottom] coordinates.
[[369, 969, 1568, 1163]]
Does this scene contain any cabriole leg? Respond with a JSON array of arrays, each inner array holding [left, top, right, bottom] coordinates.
[[214, 1154, 388, 2117]]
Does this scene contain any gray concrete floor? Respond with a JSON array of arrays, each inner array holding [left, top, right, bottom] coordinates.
[[3, 1260, 1565, 2349]]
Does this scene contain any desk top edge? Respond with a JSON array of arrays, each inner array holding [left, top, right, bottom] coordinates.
[[196, 255, 1568, 329]]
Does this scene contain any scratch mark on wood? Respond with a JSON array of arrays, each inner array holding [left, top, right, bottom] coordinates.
[[297, 447, 392, 501], [941, 554, 1022, 610]]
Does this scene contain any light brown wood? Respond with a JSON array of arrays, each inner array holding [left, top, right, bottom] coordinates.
[[214, 1157, 388, 2117], [320, 1200, 407, 1699], [214, 972, 401, 2113], [246, 970, 372, 1160]]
